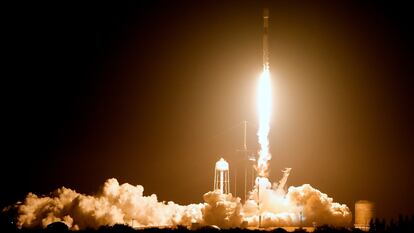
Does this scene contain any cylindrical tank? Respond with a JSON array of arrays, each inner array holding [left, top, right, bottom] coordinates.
[[354, 200, 375, 231], [215, 158, 229, 171], [214, 158, 230, 194]]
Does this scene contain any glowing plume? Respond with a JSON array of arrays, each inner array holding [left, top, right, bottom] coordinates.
[[257, 68, 272, 177]]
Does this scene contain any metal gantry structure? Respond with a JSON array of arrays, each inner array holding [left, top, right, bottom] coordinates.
[[237, 121, 256, 203]]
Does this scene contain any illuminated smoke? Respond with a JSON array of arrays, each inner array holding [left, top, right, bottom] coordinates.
[[202, 190, 242, 228], [243, 169, 352, 227], [12, 173, 351, 230], [256, 69, 272, 177], [15, 178, 203, 230]]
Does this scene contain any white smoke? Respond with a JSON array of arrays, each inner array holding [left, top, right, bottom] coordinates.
[[16, 178, 203, 230], [243, 169, 352, 228], [202, 190, 242, 228], [242, 183, 351, 227], [13, 174, 351, 230]]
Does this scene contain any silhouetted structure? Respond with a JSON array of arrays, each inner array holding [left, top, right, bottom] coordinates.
[[355, 201, 375, 231], [0, 213, 413, 233], [46, 222, 69, 232]]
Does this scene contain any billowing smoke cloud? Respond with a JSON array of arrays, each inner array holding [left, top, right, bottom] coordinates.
[[243, 183, 351, 227], [15, 178, 203, 230], [12, 173, 351, 230], [202, 190, 242, 228], [243, 170, 351, 228]]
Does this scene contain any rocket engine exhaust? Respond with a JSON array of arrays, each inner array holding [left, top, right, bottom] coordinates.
[[256, 8, 272, 178]]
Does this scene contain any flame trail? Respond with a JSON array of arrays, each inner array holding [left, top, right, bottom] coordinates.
[[256, 68, 272, 177]]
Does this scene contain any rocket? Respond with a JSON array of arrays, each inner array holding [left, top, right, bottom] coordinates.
[[263, 8, 269, 71]]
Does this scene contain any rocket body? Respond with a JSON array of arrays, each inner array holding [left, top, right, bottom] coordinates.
[[263, 8, 269, 71]]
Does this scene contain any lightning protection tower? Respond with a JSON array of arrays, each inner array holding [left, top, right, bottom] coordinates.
[[237, 121, 256, 202], [214, 158, 230, 194]]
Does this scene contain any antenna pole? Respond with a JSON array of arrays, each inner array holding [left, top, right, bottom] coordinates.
[[234, 168, 237, 197], [258, 182, 261, 228]]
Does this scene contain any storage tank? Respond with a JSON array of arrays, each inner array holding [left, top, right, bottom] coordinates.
[[214, 158, 230, 194], [354, 200, 375, 231]]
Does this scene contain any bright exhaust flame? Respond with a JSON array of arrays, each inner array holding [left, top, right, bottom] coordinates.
[[257, 68, 272, 177]]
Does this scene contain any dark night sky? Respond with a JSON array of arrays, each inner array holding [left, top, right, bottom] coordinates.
[[3, 1, 414, 221]]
